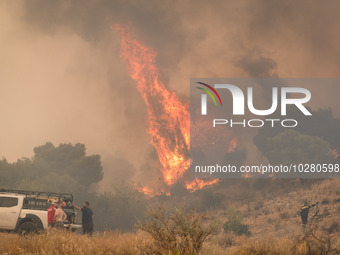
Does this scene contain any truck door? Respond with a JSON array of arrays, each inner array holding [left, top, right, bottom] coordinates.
[[0, 196, 21, 230]]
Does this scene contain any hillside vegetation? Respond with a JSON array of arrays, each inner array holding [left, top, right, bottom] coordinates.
[[1, 179, 339, 254]]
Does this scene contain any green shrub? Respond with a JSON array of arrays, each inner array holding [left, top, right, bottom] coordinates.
[[223, 208, 251, 236], [194, 189, 225, 211], [137, 206, 213, 255]]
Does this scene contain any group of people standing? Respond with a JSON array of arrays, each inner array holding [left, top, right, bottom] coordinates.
[[47, 200, 93, 235]]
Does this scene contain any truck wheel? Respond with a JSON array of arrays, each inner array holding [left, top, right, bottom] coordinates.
[[17, 221, 38, 235]]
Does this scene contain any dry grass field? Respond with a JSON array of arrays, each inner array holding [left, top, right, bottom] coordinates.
[[0, 228, 338, 255], [1, 179, 339, 254], [0, 231, 155, 255]]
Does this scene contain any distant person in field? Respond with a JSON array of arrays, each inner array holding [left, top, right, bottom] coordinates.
[[73, 201, 94, 235], [54, 202, 67, 229], [300, 201, 318, 227], [47, 200, 58, 228]]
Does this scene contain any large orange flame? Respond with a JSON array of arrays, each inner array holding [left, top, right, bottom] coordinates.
[[114, 25, 233, 193], [114, 25, 190, 185]]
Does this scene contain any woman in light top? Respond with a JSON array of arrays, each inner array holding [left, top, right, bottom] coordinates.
[[54, 201, 67, 229]]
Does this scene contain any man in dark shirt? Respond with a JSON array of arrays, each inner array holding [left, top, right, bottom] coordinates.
[[73, 201, 93, 235]]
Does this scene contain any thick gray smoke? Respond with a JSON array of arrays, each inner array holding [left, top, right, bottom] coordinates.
[[0, 0, 339, 191]]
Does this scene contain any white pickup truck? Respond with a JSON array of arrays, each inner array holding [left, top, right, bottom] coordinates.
[[0, 189, 81, 234]]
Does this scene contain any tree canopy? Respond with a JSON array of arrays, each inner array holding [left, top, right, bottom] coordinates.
[[0, 142, 103, 198], [254, 107, 340, 164], [265, 130, 332, 164]]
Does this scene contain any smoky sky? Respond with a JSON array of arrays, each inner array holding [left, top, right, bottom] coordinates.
[[0, 0, 339, 191]]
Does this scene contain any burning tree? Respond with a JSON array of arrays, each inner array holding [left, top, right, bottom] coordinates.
[[114, 25, 190, 186], [113, 25, 224, 194]]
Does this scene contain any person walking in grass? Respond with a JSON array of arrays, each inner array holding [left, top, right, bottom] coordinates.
[[73, 201, 94, 235]]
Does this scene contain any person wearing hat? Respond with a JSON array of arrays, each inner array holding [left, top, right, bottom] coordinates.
[[47, 200, 58, 228]]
